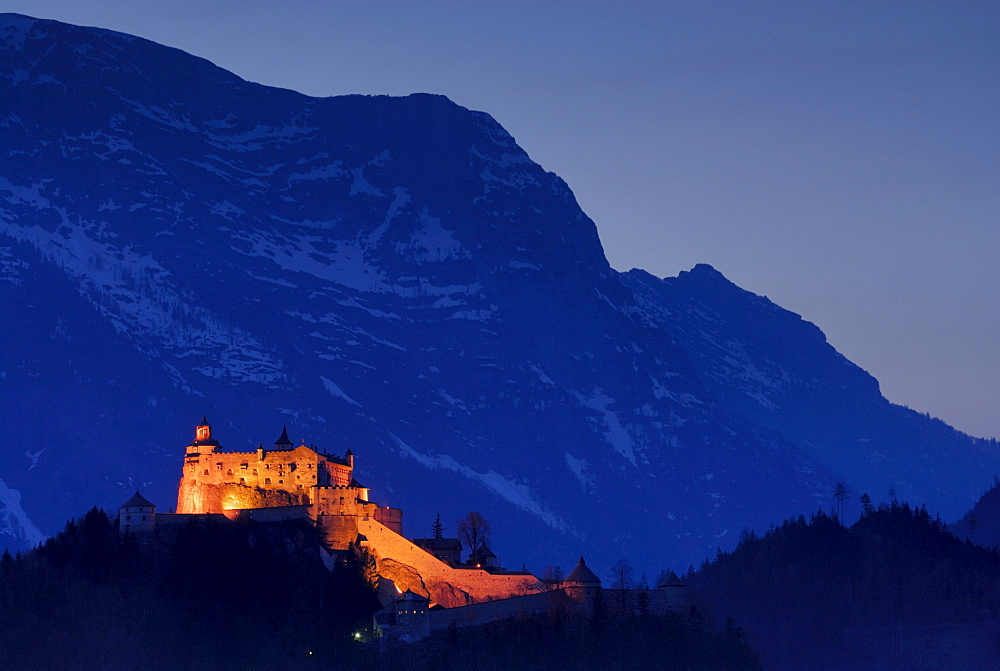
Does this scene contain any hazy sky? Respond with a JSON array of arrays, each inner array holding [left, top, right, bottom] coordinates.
[[5, 1, 999, 438]]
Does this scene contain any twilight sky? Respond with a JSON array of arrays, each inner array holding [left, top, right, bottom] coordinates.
[[6, 1, 999, 438]]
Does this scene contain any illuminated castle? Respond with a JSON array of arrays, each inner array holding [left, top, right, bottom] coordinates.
[[170, 417, 540, 607], [176, 417, 402, 534]]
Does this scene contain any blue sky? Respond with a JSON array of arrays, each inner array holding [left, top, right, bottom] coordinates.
[[5, 1, 999, 438]]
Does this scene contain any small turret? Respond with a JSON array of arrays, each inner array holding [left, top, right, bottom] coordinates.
[[346, 448, 354, 468], [119, 491, 156, 534], [274, 424, 293, 450]]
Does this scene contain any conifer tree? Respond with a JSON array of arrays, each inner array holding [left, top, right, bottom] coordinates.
[[432, 512, 444, 540]]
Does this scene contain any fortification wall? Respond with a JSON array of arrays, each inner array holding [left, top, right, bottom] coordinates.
[[428, 590, 575, 631], [356, 517, 541, 608]]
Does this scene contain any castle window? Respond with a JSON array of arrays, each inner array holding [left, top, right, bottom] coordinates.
[[227, 469, 233, 476], [253, 469, 258, 475], [241, 463, 248, 470], [265, 478, 271, 484], [278, 480, 284, 484], [216, 464, 222, 471], [204, 469, 209, 475], [240, 478, 246, 483]]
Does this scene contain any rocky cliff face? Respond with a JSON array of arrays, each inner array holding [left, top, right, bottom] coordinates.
[[1, 13, 994, 571]]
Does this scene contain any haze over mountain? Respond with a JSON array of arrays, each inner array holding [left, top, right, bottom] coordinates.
[[1, 14, 995, 572]]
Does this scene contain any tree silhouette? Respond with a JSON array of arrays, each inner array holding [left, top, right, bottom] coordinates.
[[457, 512, 491, 554], [833, 482, 849, 521], [432, 512, 444, 540]]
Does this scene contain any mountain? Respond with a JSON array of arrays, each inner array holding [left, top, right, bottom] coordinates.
[[1, 14, 995, 572], [949, 478, 1000, 546], [624, 265, 1000, 513]]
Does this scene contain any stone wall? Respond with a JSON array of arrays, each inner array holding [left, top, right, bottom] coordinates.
[[356, 517, 541, 608]]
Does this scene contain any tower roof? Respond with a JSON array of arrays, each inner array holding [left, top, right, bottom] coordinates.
[[274, 423, 293, 448], [199, 415, 208, 425], [657, 570, 683, 588], [565, 556, 601, 585], [121, 490, 155, 509]]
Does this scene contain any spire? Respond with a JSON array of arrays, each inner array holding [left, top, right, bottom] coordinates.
[[274, 423, 293, 449]]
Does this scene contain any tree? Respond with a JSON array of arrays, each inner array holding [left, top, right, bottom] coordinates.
[[609, 558, 635, 616], [432, 513, 444, 540], [457, 512, 491, 553], [542, 565, 564, 583], [833, 482, 849, 521], [860, 493, 873, 516]]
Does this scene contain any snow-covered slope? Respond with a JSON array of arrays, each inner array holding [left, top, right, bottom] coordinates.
[[1, 14, 993, 571]]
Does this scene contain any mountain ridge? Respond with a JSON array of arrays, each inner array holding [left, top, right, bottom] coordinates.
[[1, 13, 994, 573]]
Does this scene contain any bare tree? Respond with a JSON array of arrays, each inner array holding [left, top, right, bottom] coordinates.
[[457, 511, 491, 553], [609, 558, 635, 591], [609, 558, 636, 616]]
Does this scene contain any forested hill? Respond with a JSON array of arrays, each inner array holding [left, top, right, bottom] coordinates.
[[0, 509, 759, 670], [688, 503, 1000, 670]]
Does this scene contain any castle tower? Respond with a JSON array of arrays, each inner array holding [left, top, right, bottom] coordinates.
[[656, 570, 687, 612], [188, 415, 218, 455], [119, 491, 156, 534], [274, 424, 293, 450], [563, 556, 602, 603]]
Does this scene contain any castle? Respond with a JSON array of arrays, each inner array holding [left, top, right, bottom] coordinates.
[[128, 418, 540, 608], [120, 418, 686, 636], [176, 417, 402, 537]]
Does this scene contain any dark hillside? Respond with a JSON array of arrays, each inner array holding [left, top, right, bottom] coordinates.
[[0, 510, 379, 670], [687, 503, 1000, 670]]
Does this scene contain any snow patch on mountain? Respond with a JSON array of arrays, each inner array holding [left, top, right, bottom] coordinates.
[[571, 388, 638, 466], [320, 376, 361, 407], [564, 453, 595, 492], [390, 434, 569, 532], [0, 185, 284, 385], [0, 475, 44, 549]]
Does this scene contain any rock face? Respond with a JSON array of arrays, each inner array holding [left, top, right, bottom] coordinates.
[[1, 13, 996, 570]]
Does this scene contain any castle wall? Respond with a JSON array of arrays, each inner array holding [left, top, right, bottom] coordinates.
[[355, 517, 541, 608], [177, 445, 353, 514], [428, 590, 576, 632]]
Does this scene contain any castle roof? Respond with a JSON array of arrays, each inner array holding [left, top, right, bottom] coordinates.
[[121, 490, 155, 509], [657, 570, 683, 588], [564, 556, 600, 585], [470, 543, 496, 559], [274, 424, 293, 448]]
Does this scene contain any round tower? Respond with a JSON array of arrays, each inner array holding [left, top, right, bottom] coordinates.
[[563, 555, 602, 603]]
